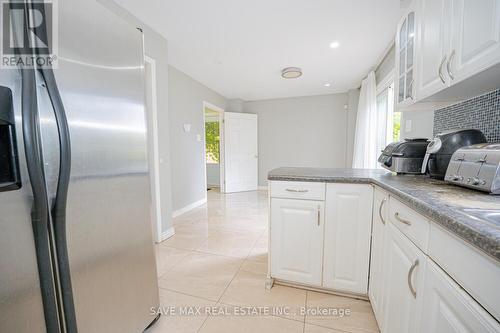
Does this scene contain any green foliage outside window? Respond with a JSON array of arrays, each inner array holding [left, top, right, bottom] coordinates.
[[393, 112, 401, 142], [205, 121, 220, 163]]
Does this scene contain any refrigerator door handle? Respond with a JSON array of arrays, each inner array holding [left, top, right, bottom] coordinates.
[[38, 67, 78, 333], [15, 3, 61, 332], [33, 2, 78, 332], [21, 68, 62, 333]]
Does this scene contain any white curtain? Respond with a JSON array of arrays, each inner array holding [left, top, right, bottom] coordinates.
[[352, 71, 379, 169]]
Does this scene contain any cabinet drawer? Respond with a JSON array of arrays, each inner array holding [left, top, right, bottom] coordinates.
[[429, 223, 500, 323], [270, 181, 325, 201], [389, 197, 430, 252]]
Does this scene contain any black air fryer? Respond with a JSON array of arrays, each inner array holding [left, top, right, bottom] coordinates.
[[421, 129, 487, 179]]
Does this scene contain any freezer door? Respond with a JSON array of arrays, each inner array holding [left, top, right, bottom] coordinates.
[[39, 0, 159, 332], [0, 70, 47, 333]]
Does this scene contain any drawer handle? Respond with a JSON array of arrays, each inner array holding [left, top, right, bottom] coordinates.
[[408, 259, 419, 298], [394, 212, 412, 226], [379, 198, 387, 225], [285, 188, 309, 193]]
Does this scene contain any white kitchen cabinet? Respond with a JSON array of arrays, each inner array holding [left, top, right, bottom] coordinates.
[[395, 5, 417, 107], [450, 0, 500, 83], [382, 223, 426, 333], [415, 0, 451, 100], [270, 198, 324, 286], [323, 184, 373, 294], [416, 259, 500, 333], [414, 0, 500, 103], [368, 189, 389, 330]]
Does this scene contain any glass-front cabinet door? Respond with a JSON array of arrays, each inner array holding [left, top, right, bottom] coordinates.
[[395, 10, 416, 107]]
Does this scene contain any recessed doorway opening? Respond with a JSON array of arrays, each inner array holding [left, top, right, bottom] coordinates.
[[203, 102, 225, 193]]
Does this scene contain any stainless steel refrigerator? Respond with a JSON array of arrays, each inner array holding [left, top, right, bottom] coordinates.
[[0, 0, 160, 332]]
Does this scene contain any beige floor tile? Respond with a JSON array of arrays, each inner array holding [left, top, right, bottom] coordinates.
[[219, 269, 306, 322], [196, 229, 262, 258], [155, 245, 192, 277], [146, 289, 215, 333], [239, 260, 268, 275], [160, 231, 208, 251], [199, 314, 304, 333], [157, 189, 379, 332], [207, 215, 267, 232], [247, 234, 268, 263], [158, 252, 242, 301], [304, 324, 346, 333], [305, 291, 379, 333]]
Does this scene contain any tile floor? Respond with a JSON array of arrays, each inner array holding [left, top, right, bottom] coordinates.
[[147, 189, 380, 333]]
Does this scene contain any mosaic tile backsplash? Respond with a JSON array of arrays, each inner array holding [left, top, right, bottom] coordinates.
[[433, 89, 500, 142]]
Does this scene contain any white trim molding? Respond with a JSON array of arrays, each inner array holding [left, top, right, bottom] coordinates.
[[158, 227, 176, 243], [144, 56, 163, 244], [172, 197, 207, 218]]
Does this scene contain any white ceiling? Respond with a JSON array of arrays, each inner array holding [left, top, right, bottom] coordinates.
[[114, 0, 403, 101]]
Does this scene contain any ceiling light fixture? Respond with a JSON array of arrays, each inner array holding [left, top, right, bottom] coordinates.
[[324, 83, 331, 87], [281, 67, 302, 79], [329, 41, 340, 49]]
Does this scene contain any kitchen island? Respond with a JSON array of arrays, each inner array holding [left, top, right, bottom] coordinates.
[[267, 167, 500, 332]]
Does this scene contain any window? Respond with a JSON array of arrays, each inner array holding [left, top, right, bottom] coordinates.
[[205, 121, 220, 164], [376, 82, 398, 168]]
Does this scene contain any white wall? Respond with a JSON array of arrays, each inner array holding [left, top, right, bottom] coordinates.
[[168, 65, 227, 213], [98, 0, 174, 236], [243, 94, 350, 186], [401, 110, 435, 139]]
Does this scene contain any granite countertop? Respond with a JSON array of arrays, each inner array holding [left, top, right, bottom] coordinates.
[[268, 167, 500, 263]]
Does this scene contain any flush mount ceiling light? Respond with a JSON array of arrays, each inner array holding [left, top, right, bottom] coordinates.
[[329, 41, 340, 49], [324, 83, 331, 87], [281, 67, 302, 79]]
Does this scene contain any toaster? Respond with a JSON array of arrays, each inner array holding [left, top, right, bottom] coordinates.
[[445, 143, 500, 194], [378, 138, 429, 174]]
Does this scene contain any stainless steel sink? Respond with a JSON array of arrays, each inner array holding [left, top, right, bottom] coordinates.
[[460, 208, 500, 225]]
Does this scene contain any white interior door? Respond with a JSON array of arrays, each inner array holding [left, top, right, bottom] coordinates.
[[223, 112, 258, 192]]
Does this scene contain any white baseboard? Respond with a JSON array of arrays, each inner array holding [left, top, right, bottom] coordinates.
[[158, 227, 175, 242], [172, 197, 207, 218], [258, 185, 268, 191]]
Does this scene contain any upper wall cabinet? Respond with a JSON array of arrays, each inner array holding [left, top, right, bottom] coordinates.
[[415, 0, 452, 100], [397, 0, 500, 109], [395, 5, 417, 108], [451, 0, 500, 82]]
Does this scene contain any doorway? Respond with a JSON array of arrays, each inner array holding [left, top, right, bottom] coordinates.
[[203, 102, 225, 193], [145, 56, 162, 243]]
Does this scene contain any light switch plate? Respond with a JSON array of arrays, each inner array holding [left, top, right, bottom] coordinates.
[[405, 119, 412, 132]]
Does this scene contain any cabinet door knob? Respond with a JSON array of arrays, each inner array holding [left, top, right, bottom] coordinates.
[[447, 50, 455, 80], [439, 56, 447, 84], [408, 259, 419, 298]]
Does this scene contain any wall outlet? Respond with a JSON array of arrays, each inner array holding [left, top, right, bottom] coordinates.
[[196, 134, 202, 142]]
